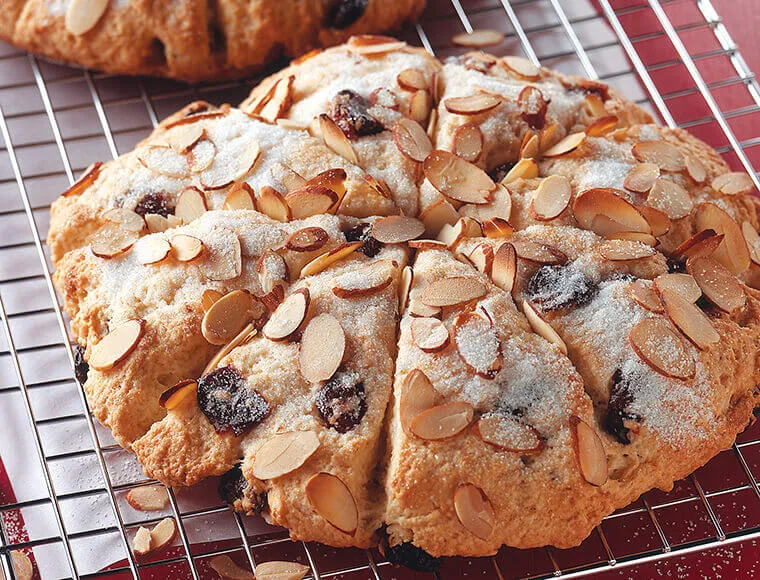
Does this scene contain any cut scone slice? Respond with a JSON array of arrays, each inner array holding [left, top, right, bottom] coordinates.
[[132, 242, 406, 548], [385, 245, 605, 557]]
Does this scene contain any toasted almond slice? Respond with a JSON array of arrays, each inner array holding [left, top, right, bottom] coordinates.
[[694, 202, 750, 275], [224, 182, 255, 210], [531, 175, 572, 221], [126, 485, 168, 512], [91, 223, 140, 258], [684, 155, 707, 184], [632, 141, 684, 172], [397, 68, 429, 91], [202, 289, 223, 311], [626, 280, 664, 313], [411, 402, 474, 440], [624, 163, 660, 193], [653, 273, 701, 303], [501, 158, 538, 184], [573, 417, 607, 486], [271, 162, 306, 193], [411, 317, 450, 353], [598, 239, 656, 261], [512, 240, 566, 265], [371, 216, 425, 244], [543, 132, 586, 157], [253, 431, 320, 480], [408, 239, 449, 251], [424, 150, 495, 204], [65, 0, 108, 35], [167, 123, 204, 153], [519, 132, 539, 160], [452, 124, 484, 163], [437, 217, 481, 249], [201, 140, 260, 190], [482, 217, 515, 238], [460, 183, 512, 223], [307, 167, 347, 201], [257, 186, 292, 222], [300, 242, 362, 278], [604, 231, 657, 246], [522, 301, 567, 354], [300, 314, 345, 382], [712, 171, 754, 195], [63, 161, 103, 196], [305, 473, 358, 534], [573, 188, 652, 236], [319, 114, 358, 164], [202, 324, 258, 376], [410, 89, 432, 124], [742, 221, 760, 266], [283, 227, 328, 253], [408, 296, 442, 318], [132, 526, 152, 556], [452, 29, 505, 47], [636, 205, 671, 237], [175, 186, 207, 224], [138, 145, 189, 177], [518, 86, 548, 130], [393, 118, 433, 162], [583, 93, 606, 117], [646, 177, 693, 219], [453, 484, 495, 540], [259, 76, 295, 123], [399, 369, 438, 432], [660, 288, 719, 350], [347, 35, 406, 55], [585, 115, 618, 137], [255, 250, 289, 294], [539, 122, 563, 152], [452, 309, 502, 378], [158, 379, 197, 411], [144, 214, 169, 233], [501, 55, 540, 80], [89, 319, 144, 370], [149, 518, 176, 552], [199, 228, 242, 281], [133, 237, 171, 265], [444, 94, 501, 116], [671, 228, 723, 262], [170, 234, 204, 262], [399, 266, 414, 311], [286, 185, 338, 219], [208, 555, 256, 580], [474, 415, 542, 453], [492, 242, 517, 293], [202, 290, 255, 345], [263, 288, 309, 341], [332, 262, 394, 298], [469, 244, 494, 276], [629, 318, 695, 379], [426, 106, 438, 139], [104, 207, 145, 232], [687, 256, 746, 313], [186, 138, 216, 172], [421, 276, 487, 307], [254, 560, 310, 580]]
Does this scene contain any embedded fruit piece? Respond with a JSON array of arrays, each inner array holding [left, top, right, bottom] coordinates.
[[202, 290, 259, 345], [453, 124, 484, 162], [208, 555, 255, 580], [629, 319, 695, 379], [411, 317, 450, 353], [383, 542, 442, 573], [399, 266, 414, 311], [73, 343, 89, 384], [632, 141, 684, 171], [452, 309, 502, 378], [305, 473, 358, 534], [299, 314, 345, 383], [474, 414, 542, 453], [624, 163, 659, 193], [89, 319, 144, 370], [343, 223, 382, 257], [263, 288, 310, 340], [543, 132, 586, 157], [197, 366, 269, 435], [653, 274, 701, 303], [399, 369, 438, 432], [459, 183, 512, 223], [149, 518, 177, 552], [286, 186, 338, 219], [501, 56, 541, 80], [627, 280, 664, 313], [132, 526, 152, 556], [319, 113, 359, 164], [694, 203, 750, 275], [257, 186, 292, 222], [170, 234, 204, 262], [252, 431, 320, 480], [134, 192, 174, 218], [453, 484, 495, 540], [201, 141, 260, 190], [518, 85, 548, 130], [329, 89, 382, 139], [90, 223, 140, 258], [492, 242, 517, 294], [410, 402, 474, 440], [254, 560, 310, 580], [712, 172, 754, 195], [423, 150, 495, 204], [300, 242, 362, 277], [572, 188, 651, 236], [526, 265, 596, 311], [444, 94, 501, 116], [573, 417, 608, 486], [531, 175, 572, 221], [316, 372, 366, 433], [687, 257, 746, 313], [647, 178, 693, 219], [523, 300, 567, 354], [393, 118, 433, 162], [372, 216, 425, 244], [660, 288, 719, 350], [158, 380, 197, 411], [133, 237, 171, 265], [512, 240, 566, 265], [420, 277, 487, 308], [284, 227, 329, 253], [126, 485, 167, 512], [451, 29, 505, 47], [598, 239, 656, 261], [62, 161, 102, 197]]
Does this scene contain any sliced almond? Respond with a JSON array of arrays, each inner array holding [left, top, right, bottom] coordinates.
[[224, 182, 255, 210], [286, 186, 338, 219], [437, 217, 481, 249], [410, 240, 450, 251], [543, 132, 586, 157], [202, 324, 258, 376], [539, 123, 563, 153], [518, 86, 548, 130], [65, 0, 109, 35], [604, 231, 657, 246], [254, 560, 309, 580], [419, 198, 461, 237], [492, 242, 517, 293], [469, 244, 494, 276], [626, 280, 664, 313], [167, 123, 204, 153], [158, 379, 198, 411], [512, 240, 566, 265], [259, 76, 295, 124], [444, 94, 501, 116], [452, 310, 502, 378], [598, 239, 656, 261], [501, 55, 541, 80], [11, 550, 34, 580], [632, 141, 684, 172], [200, 140, 260, 190], [263, 288, 310, 341], [202, 289, 223, 311], [346, 35, 406, 55], [397, 68, 429, 91], [583, 93, 606, 118], [257, 186, 292, 222], [647, 177, 693, 219], [459, 183, 512, 223], [202, 290, 256, 345], [305, 473, 358, 534], [409, 89, 432, 125], [573, 417, 608, 486], [89, 319, 144, 370], [319, 114, 358, 164], [453, 124, 484, 163], [453, 484, 495, 540], [104, 207, 145, 232], [653, 273, 701, 303], [170, 234, 204, 262], [332, 262, 394, 298], [522, 301, 567, 354], [573, 188, 652, 236], [742, 221, 760, 266], [370, 216, 424, 244], [208, 555, 255, 580], [282, 227, 328, 253], [145, 214, 169, 233], [63, 161, 102, 196], [501, 158, 538, 184], [132, 526, 152, 556], [91, 223, 140, 258], [399, 266, 414, 311], [629, 318, 695, 379], [687, 256, 746, 313], [186, 138, 216, 173], [531, 175, 572, 220], [408, 296, 441, 318], [671, 228, 724, 262], [411, 317, 450, 353], [624, 163, 660, 193], [306, 168, 347, 200], [253, 431, 320, 480], [694, 202, 750, 275], [519, 131, 540, 160], [410, 402, 474, 440], [474, 415, 542, 453], [149, 518, 177, 552], [424, 150, 495, 204], [452, 29, 505, 47], [300, 242, 362, 278], [482, 217, 515, 238], [399, 369, 438, 432], [175, 186, 207, 224], [198, 228, 242, 281], [636, 205, 671, 237], [684, 155, 707, 184], [299, 314, 345, 383], [421, 276, 487, 307], [271, 162, 306, 193], [712, 172, 754, 195], [585, 115, 618, 138], [660, 288, 719, 350], [393, 118, 433, 162], [256, 249, 289, 294], [132, 237, 170, 265], [126, 485, 168, 512], [138, 145, 189, 177]]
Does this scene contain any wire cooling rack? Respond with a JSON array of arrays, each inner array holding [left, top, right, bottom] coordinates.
[[1, 0, 760, 578]]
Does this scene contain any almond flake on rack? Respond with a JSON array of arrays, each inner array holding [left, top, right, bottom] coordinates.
[[300, 314, 345, 382], [585, 115, 618, 137], [424, 150, 495, 204], [200, 140, 261, 190], [208, 555, 255, 580], [475, 415, 542, 453], [62, 161, 103, 197], [318, 114, 358, 164], [411, 317, 450, 353], [305, 473, 358, 534], [741, 221, 760, 265], [573, 188, 652, 236], [137, 145, 189, 177], [631, 141, 684, 172], [542, 132, 586, 157], [89, 319, 144, 370], [410, 401, 474, 440], [653, 273, 701, 303], [500, 158, 538, 184], [453, 123, 484, 163], [459, 183, 512, 223], [646, 177, 693, 219], [300, 242, 362, 278], [573, 417, 607, 486], [399, 266, 414, 311], [598, 239, 656, 261], [687, 256, 746, 313], [624, 163, 660, 193], [522, 300, 567, 354], [126, 485, 167, 512], [452, 29, 505, 47], [170, 234, 203, 262], [393, 118, 433, 162], [158, 379, 198, 411], [254, 560, 310, 580], [684, 155, 707, 184], [453, 484, 495, 540], [531, 175, 572, 221], [501, 55, 541, 80], [104, 208, 145, 232], [133, 237, 171, 265], [198, 228, 242, 281], [259, 76, 295, 123], [132, 526, 152, 556], [443, 94, 501, 116], [711, 171, 754, 195], [660, 288, 719, 350], [185, 137, 216, 172], [65, 0, 108, 35], [11, 550, 34, 580], [492, 242, 517, 293], [512, 240, 566, 265], [469, 244, 494, 276], [175, 186, 208, 224], [263, 288, 310, 341], [223, 182, 255, 210], [202, 290, 256, 345], [397, 68, 429, 91], [629, 318, 695, 379], [252, 430, 320, 480], [421, 276, 487, 307], [694, 202, 750, 275], [346, 35, 406, 55], [452, 309, 502, 378], [482, 217, 515, 238], [257, 185, 292, 222], [149, 518, 177, 553], [286, 185, 338, 219], [626, 280, 664, 313], [90, 223, 140, 258]]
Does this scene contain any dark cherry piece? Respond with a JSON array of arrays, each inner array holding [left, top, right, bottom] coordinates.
[[330, 90, 384, 139], [218, 464, 267, 513], [384, 541, 442, 572], [343, 223, 382, 257], [667, 256, 687, 274], [526, 265, 597, 311], [197, 366, 270, 436], [133, 192, 174, 218], [605, 368, 641, 444], [327, 0, 369, 29], [315, 372, 367, 433], [73, 343, 89, 385]]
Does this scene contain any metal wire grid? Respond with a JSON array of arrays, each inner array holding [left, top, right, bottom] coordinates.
[[0, 0, 759, 578]]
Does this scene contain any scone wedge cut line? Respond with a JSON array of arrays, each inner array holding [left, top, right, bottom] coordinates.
[[50, 38, 760, 562]]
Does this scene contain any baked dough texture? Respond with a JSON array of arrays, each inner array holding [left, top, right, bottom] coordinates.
[[49, 38, 760, 560]]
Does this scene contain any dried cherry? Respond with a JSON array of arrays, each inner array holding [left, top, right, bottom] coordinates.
[[197, 366, 270, 436], [316, 371, 366, 433]]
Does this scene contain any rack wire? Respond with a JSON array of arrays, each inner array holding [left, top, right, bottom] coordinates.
[[1, 0, 759, 578]]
